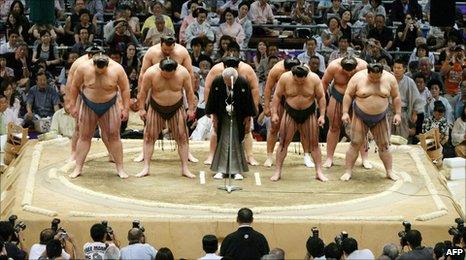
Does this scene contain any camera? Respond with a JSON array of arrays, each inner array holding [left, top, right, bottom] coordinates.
[[132, 220, 145, 233], [398, 221, 411, 247], [102, 221, 113, 240], [335, 231, 348, 246], [310, 227, 319, 238], [448, 218, 464, 245], [51, 218, 67, 234], [8, 215, 26, 233]]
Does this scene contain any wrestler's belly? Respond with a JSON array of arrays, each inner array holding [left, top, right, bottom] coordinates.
[[285, 96, 314, 110], [355, 96, 389, 115], [151, 90, 183, 106], [82, 87, 118, 103]]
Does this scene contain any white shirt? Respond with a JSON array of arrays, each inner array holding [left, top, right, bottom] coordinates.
[[120, 243, 157, 260], [199, 253, 222, 259], [29, 244, 70, 260], [348, 249, 375, 260], [83, 242, 113, 260], [297, 51, 326, 73], [0, 42, 15, 54], [248, 1, 274, 24], [190, 115, 212, 141]]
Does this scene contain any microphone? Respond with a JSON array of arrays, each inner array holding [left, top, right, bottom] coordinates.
[[230, 76, 234, 97]]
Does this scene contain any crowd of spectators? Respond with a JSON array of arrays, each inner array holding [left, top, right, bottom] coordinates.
[[0, 208, 465, 259], [0, 0, 465, 159]]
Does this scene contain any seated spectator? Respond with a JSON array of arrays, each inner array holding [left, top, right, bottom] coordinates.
[[179, 0, 199, 45], [305, 236, 325, 259], [0, 221, 27, 259], [418, 57, 444, 91], [216, 8, 245, 47], [440, 45, 464, 110], [236, 2, 253, 49], [352, 0, 369, 22], [58, 52, 79, 94], [0, 56, 14, 80], [64, 0, 85, 45], [358, 0, 386, 21], [155, 247, 174, 260], [409, 37, 436, 67], [141, 1, 174, 39], [324, 242, 342, 260], [426, 79, 454, 125], [394, 13, 421, 52], [397, 230, 433, 260], [408, 43, 430, 64], [309, 56, 324, 78], [320, 17, 342, 54], [144, 15, 174, 47], [32, 30, 61, 73], [0, 30, 18, 55], [120, 228, 157, 260], [291, 0, 313, 24], [120, 4, 141, 39], [413, 73, 431, 109], [0, 92, 8, 144], [362, 38, 393, 65], [185, 7, 215, 49], [29, 228, 75, 259], [108, 49, 122, 63], [220, 208, 270, 259], [50, 96, 76, 138], [179, 0, 206, 20], [84, 0, 104, 21], [452, 106, 466, 157], [219, 0, 242, 13], [0, 0, 13, 21], [7, 1, 30, 42], [329, 36, 353, 62], [203, 39, 215, 61], [268, 248, 285, 260], [71, 28, 92, 56], [4, 41, 31, 86], [190, 38, 211, 68], [389, 0, 422, 24], [437, 36, 460, 66], [368, 14, 393, 50], [199, 234, 220, 259], [2, 80, 22, 129], [341, 237, 374, 260], [73, 9, 95, 44], [423, 100, 450, 145], [30, 21, 64, 44], [122, 44, 140, 70], [381, 243, 399, 260], [83, 223, 120, 259], [298, 37, 325, 73], [254, 41, 268, 84], [214, 35, 233, 63], [103, 7, 126, 43], [354, 11, 375, 41], [433, 242, 446, 260], [106, 18, 139, 53], [324, 0, 346, 22], [248, 0, 274, 24], [339, 10, 352, 40], [23, 72, 60, 130]]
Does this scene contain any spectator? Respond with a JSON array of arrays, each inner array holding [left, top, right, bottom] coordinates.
[[83, 223, 120, 259], [29, 228, 75, 260], [413, 73, 431, 110], [190, 37, 211, 68], [362, 38, 392, 65], [144, 15, 174, 47], [248, 0, 274, 24], [320, 17, 342, 54], [341, 237, 374, 260], [185, 7, 215, 49], [368, 14, 393, 50], [71, 28, 92, 56], [324, 242, 342, 260], [214, 35, 233, 63], [50, 94, 76, 138], [324, 0, 346, 22], [358, 0, 386, 21], [339, 10, 352, 40], [408, 43, 430, 64], [0, 0, 13, 21], [0, 221, 27, 260], [7, 1, 30, 42], [120, 4, 141, 39], [237, 2, 253, 49], [32, 30, 61, 72], [355, 11, 375, 41], [397, 230, 433, 260], [155, 247, 174, 260], [394, 13, 422, 52], [121, 43, 140, 70], [381, 243, 399, 260], [219, 0, 242, 13], [73, 9, 95, 44], [0, 56, 14, 80], [309, 56, 324, 78], [2, 79, 22, 130], [103, 7, 126, 42], [426, 78, 455, 125], [305, 236, 325, 259], [5, 41, 30, 84], [291, 0, 313, 24], [418, 57, 444, 91], [329, 36, 353, 62], [217, 8, 245, 47], [58, 52, 79, 94], [180, 0, 206, 20], [452, 106, 466, 157], [120, 228, 157, 260], [389, 0, 422, 24], [64, 0, 85, 45], [409, 37, 436, 67], [254, 41, 268, 84], [199, 234, 220, 259], [0, 93, 7, 137], [433, 242, 446, 260], [423, 100, 450, 145], [178, 0, 199, 45], [437, 36, 460, 66], [220, 208, 270, 259], [40, 239, 62, 260], [440, 45, 464, 110], [108, 49, 122, 63], [203, 39, 215, 61], [141, 1, 175, 38], [298, 37, 325, 73], [84, 0, 104, 21], [107, 18, 139, 53], [0, 30, 18, 54], [352, 0, 369, 22]]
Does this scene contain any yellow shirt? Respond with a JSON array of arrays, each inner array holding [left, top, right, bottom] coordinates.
[[141, 15, 174, 35]]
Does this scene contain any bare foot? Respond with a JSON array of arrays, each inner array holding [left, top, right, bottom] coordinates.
[[188, 152, 199, 163], [340, 173, 352, 181], [133, 152, 144, 162], [387, 172, 399, 181], [182, 170, 196, 179], [135, 168, 149, 178], [204, 155, 213, 165], [323, 158, 333, 168], [118, 170, 129, 179], [248, 156, 259, 166], [69, 169, 81, 179], [316, 173, 329, 182], [303, 154, 315, 168], [270, 173, 281, 181], [362, 161, 373, 169], [263, 157, 273, 167]]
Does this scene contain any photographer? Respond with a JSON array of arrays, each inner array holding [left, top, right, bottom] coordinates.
[[305, 236, 325, 260], [398, 230, 433, 260], [83, 223, 120, 259], [39, 239, 62, 260], [120, 228, 157, 260], [106, 18, 139, 54], [440, 45, 464, 110], [29, 228, 76, 260], [0, 221, 27, 259], [341, 237, 374, 259]]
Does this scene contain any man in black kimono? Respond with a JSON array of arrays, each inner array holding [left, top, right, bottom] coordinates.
[[206, 67, 256, 180]]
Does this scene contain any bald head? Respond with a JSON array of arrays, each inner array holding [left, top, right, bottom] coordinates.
[[127, 228, 143, 243]]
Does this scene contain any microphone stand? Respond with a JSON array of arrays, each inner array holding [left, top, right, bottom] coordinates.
[[218, 77, 242, 193]]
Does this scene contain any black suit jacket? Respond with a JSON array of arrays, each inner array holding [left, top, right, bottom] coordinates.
[[389, 0, 422, 23], [220, 226, 270, 260]]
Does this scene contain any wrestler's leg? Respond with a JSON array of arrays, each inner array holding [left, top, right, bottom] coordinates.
[[372, 118, 399, 181], [360, 139, 373, 169], [99, 128, 115, 162], [70, 124, 78, 161], [341, 112, 368, 181], [70, 104, 98, 178], [98, 104, 128, 179], [243, 117, 258, 166], [170, 109, 195, 178], [136, 108, 163, 177], [300, 115, 327, 182], [324, 97, 342, 168], [271, 112, 297, 181], [204, 115, 218, 165], [264, 103, 283, 167]]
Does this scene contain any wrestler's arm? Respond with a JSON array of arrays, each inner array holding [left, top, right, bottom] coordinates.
[[181, 49, 196, 85], [69, 65, 84, 111], [314, 75, 326, 116], [247, 66, 260, 108], [182, 68, 196, 113], [117, 66, 131, 112], [390, 75, 402, 116], [263, 67, 278, 111], [137, 69, 152, 110], [342, 75, 357, 114], [203, 68, 217, 103], [271, 75, 285, 118], [321, 62, 335, 93], [138, 48, 153, 91]]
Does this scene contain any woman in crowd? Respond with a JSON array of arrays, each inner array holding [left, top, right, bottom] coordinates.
[[409, 43, 430, 64], [6, 1, 29, 42], [1, 79, 22, 127], [394, 13, 422, 52], [426, 78, 455, 125], [237, 2, 253, 49], [121, 4, 141, 39], [452, 105, 466, 158], [214, 35, 233, 63], [254, 41, 268, 85], [73, 9, 95, 44], [291, 0, 313, 24], [185, 7, 215, 49], [340, 10, 352, 41], [321, 17, 342, 53], [32, 30, 61, 74], [178, 0, 198, 45], [216, 8, 245, 48], [121, 43, 140, 69]]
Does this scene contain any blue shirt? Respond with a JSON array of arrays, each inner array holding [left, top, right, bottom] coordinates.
[[27, 85, 60, 117]]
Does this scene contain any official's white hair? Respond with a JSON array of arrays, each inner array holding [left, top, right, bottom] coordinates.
[[222, 67, 238, 82]]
